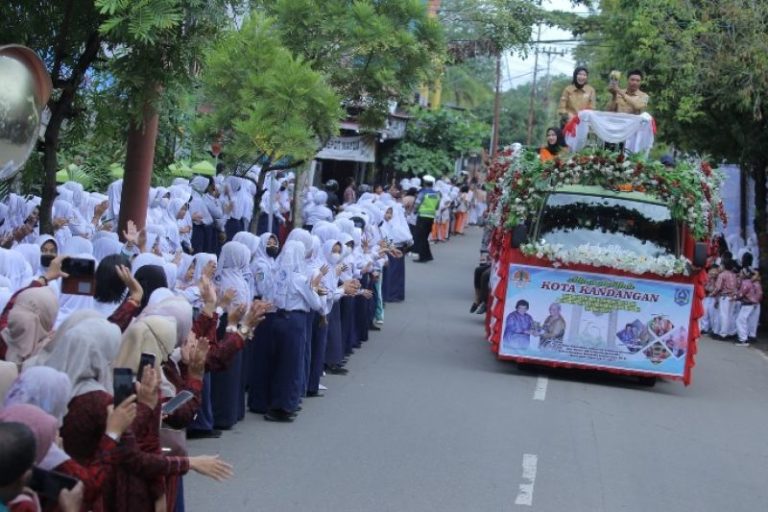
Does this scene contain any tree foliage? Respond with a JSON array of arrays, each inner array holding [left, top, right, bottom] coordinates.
[[384, 108, 488, 176], [196, 12, 342, 175], [253, 0, 444, 128]]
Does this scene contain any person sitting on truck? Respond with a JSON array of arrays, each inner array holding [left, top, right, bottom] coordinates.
[[503, 299, 534, 349], [539, 128, 569, 162]]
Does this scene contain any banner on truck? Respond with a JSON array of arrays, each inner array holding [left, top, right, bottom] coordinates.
[[499, 265, 694, 377]]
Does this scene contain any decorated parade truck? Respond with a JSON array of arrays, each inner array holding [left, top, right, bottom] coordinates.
[[484, 113, 725, 386]]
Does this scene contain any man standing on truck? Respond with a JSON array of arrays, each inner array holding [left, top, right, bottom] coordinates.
[[607, 69, 649, 114], [413, 175, 441, 263]]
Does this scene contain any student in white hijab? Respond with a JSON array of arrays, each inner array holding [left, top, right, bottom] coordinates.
[[0, 247, 34, 292], [211, 241, 252, 429], [251, 240, 322, 422], [302, 190, 333, 231]]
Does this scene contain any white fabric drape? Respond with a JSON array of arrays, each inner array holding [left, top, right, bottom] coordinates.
[[564, 111, 655, 156]]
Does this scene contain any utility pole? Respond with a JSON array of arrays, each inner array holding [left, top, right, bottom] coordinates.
[[540, 46, 566, 123], [525, 24, 542, 146], [491, 52, 502, 159], [526, 42, 566, 145]]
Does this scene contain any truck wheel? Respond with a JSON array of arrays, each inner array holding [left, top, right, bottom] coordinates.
[[517, 362, 535, 372], [638, 376, 656, 387]]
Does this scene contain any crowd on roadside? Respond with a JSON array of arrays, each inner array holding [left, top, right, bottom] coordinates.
[[701, 234, 762, 346], [0, 167, 451, 512]]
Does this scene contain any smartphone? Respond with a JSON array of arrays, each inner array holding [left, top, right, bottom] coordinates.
[[161, 390, 195, 415], [29, 467, 79, 504], [40, 254, 55, 268], [62, 257, 95, 277], [61, 257, 96, 296], [137, 353, 156, 383], [113, 368, 134, 407]]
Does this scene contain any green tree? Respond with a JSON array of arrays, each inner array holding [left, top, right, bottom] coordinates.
[[384, 108, 488, 176], [94, 0, 244, 231], [253, 0, 445, 128], [196, 12, 342, 211]]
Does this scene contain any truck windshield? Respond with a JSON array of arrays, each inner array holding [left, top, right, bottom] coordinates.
[[537, 193, 676, 257]]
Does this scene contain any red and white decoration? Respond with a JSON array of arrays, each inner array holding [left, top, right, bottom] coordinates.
[[563, 111, 656, 156]]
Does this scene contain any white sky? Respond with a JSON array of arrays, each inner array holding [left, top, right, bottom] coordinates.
[[501, 0, 591, 89]]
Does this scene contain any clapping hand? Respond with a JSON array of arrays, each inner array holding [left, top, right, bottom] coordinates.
[[182, 333, 209, 378], [219, 288, 237, 310], [198, 276, 217, 315]]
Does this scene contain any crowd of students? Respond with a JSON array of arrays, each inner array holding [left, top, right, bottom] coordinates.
[[701, 236, 763, 346], [0, 170, 417, 512]]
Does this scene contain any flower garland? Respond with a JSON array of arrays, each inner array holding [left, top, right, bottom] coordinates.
[[520, 241, 691, 277], [486, 149, 726, 241]]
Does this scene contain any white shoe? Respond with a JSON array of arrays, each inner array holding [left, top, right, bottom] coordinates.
[[319, 384, 328, 390]]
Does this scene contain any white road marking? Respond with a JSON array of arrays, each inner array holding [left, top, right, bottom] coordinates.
[[754, 348, 768, 363], [514, 454, 538, 506], [533, 376, 548, 401]]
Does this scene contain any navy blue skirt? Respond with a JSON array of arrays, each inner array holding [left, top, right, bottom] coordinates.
[[324, 302, 344, 366], [384, 254, 405, 302]]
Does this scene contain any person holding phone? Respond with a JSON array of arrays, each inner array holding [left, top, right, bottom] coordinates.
[[44, 316, 233, 511]]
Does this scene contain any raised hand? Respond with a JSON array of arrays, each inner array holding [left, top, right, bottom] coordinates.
[[43, 255, 70, 282], [182, 333, 209, 378], [116, 265, 143, 305], [136, 366, 159, 410], [123, 220, 139, 245], [198, 275, 217, 315], [106, 395, 138, 437], [227, 303, 246, 327], [218, 288, 237, 310]]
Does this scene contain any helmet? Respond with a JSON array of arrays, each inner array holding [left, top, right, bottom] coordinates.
[[325, 179, 339, 192]]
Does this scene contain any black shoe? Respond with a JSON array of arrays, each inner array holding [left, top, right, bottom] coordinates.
[[476, 303, 487, 314], [326, 365, 349, 375], [187, 429, 222, 439], [369, 325, 381, 331], [470, 302, 479, 313], [264, 410, 294, 423], [306, 391, 325, 398]]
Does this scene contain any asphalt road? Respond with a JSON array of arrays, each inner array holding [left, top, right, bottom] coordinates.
[[187, 227, 768, 511]]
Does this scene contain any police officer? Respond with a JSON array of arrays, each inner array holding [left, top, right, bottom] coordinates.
[[412, 175, 441, 263]]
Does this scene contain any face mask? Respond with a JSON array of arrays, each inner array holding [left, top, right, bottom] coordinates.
[[329, 253, 341, 265], [161, 198, 170, 208], [266, 246, 279, 258], [343, 245, 352, 257]]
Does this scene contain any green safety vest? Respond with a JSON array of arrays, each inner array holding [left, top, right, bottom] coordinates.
[[418, 191, 440, 218]]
